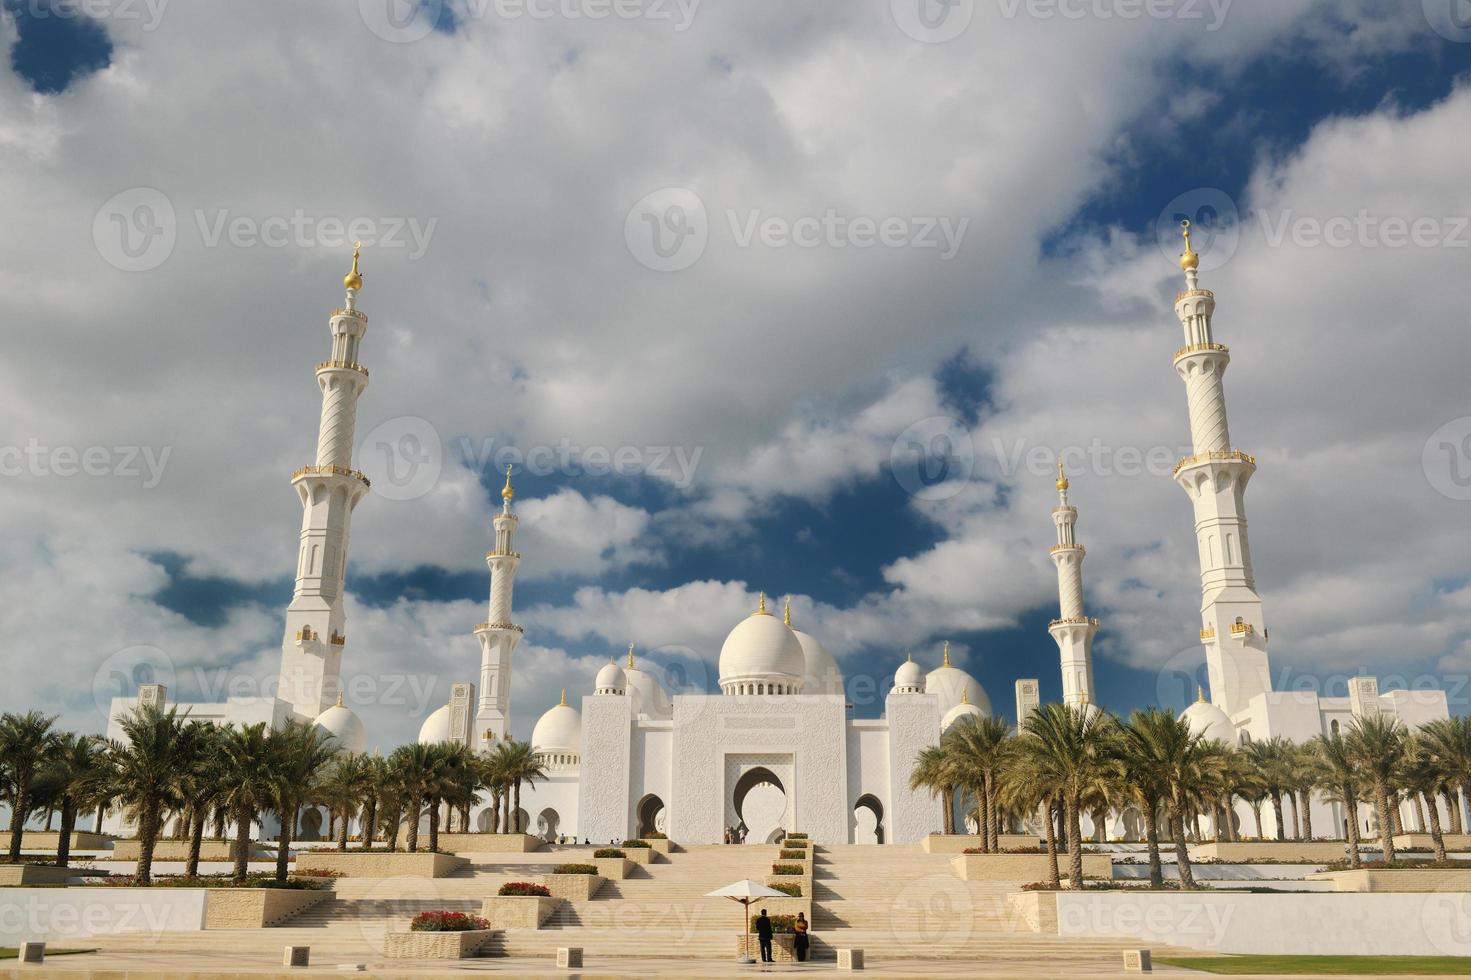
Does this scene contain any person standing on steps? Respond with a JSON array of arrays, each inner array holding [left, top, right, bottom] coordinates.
[[793, 912, 810, 962], [755, 908, 774, 963]]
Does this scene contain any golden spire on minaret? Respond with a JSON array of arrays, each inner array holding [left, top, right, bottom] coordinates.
[[755, 592, 769, 616], [942, 640, 951, 668], [1056, 459, 1069, 492], [560, 688, 567, 707], [1196, 685, 1207, 704], [627, 643, 636, 670], [344, 241, 364, 291], [784, 597, 792, 627], [1179, 220, 1200, 272]]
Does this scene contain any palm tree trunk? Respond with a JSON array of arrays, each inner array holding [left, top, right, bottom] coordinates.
[[406, 798, 421, 853], [513, 781, 523, 834], [1459, 780, 1471, 836], [232, 805, 252, 883], [337, 804, 350, 851], [977, 785, 990, 851], [137, 803, 160, 886], [56, 801, 76, 869], [7, 780, 30, 860], [1270, 791, 1285, 841], [1093, 806, 1108, 844], [1141, 801, 1163, 888], [275, 805, 296, 884], [1442, 787, 1463, 835], [1250, 801, 1263, 839], [1172, 808, 1195, 888], [986, 773, 1000, 852], [940, 787, 954, 836], [94, 803, 105, 835], [1344, 790, 1362, 869], [1288, 792, 1301, 840], [1065, 799, 1084, 890], [428, 797, 441, 852], [1390, 794, 1404, 835], [387, 805, 401, 852], [362, 798, 378, 850], [1423, 790, 1447, 862], [1413, 794, 1427, 835], [1375, 782, 1396, 862], [1042, 799, 1060, 889], [185, 806, 206, 878], [1300, 791, 1313, 841]]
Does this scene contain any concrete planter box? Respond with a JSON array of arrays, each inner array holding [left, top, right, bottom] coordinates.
[[621, 846, 656, 865], [1393, 833, 1471, 852], [736, 933, 797, 962], [384, 929, 498, 959], [0, 864, 75, 886], [1309, 868, 1471, 893], [1007, 891, 1059, 933], [435, 833, 543, 854], [16, 831, 111, 851], [922, 833, 1040, 854], [594, 858, 633, 880], [757, 897, 812, 920], [112, 839, 269, 862], [646, 838, 673, 855], [1192, 842, 1357, 863], [480, 896, 561, 929], [951, 853, 1113, 881], [204, 888, 328, 928], [765, 873, 814, 891], [542, 873, 606, 901], [302, 851, 469, 878]]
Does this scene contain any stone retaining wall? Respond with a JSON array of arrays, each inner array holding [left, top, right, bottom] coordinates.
[[1310, 868, 1471, 892], [0, 865, 74, 886], [922, 834, 1040, 854], [542, 873, 605, 901], [384, 929, 498, 959], [435, 833, 543, 853], [203, 888, 328, 928], [951, 853, 1113, 881], [480, 896, 561, 929], [1191, 842, 1356, 863], [300, 851, 469, 878]]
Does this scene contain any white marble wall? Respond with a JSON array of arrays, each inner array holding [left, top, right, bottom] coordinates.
[[884, 692, 943, 843]]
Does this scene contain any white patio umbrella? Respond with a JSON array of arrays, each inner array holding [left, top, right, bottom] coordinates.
[[706, 879, 789, 964]]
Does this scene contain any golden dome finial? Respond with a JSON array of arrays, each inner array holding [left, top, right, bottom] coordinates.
[[560, 688, 567, 707], [906, 652, 913, 664], [1056, 459, 1069, 492], [783, 597, 792, 628], [501, 464, 515, 503], [344, 242, 364, 292], [336, 691, 344, 709], [961, 687, 970, 706], [942, 640, 951, 668], [627, 643, 635, 670], [1179, 220, 1200, 272], [756, 592, 769, 616], [1196, 685, 1206, 704]]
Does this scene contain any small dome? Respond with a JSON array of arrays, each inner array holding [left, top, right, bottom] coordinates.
[[719, 597, 806, 693], [926, 644, 991, 717], [314, 700, 367, 755], [793, 629, 843, 697], [894, 656, 925, 692], [595, 660, 626, 694], [531, 699, 582, 757], [1181, 692, 1235, 745], [942, 699, 985, 732], [417, 705, 452, 744]]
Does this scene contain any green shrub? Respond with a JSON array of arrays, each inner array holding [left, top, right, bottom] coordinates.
[[621, 840, 652, 848], [644, 832, 667, 839], [769, 881, 802, 897], [784, 833, 808, 840], [593, 848, 625, 859], [771, 864, 805, 876], [779, 849, 807, 859], [551, 864, 598, 875], [750, 913, 799, 934], [498, 881, 551, 897]]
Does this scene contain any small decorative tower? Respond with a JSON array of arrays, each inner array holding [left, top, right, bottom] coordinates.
[[1171, 220, 1271, 716], [276, 246, 372, 719], [1047, 461, 1098, 707], [475, 465, 525, 749]]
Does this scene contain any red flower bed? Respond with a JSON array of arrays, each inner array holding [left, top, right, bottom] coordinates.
[[409, 910, 490, 932], [498, 881, 551, 897]]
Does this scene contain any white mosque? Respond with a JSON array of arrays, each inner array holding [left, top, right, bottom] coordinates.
[[107, 227, 1453, 845]]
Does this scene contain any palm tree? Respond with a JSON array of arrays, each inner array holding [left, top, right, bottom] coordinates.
[[943, 716, 1012, 852], [1014, 702, 1115, 889], [214, 723, 276, 882], [1420, 717, 1471, 833], [495, 740, 547, 835], [173, 722, 223, 879], [1116, 709, 1176, 888], [42, 732, 110, 868], [362, 753, 394, 849], [910, 745, 958, 836], [388, 743, 437, 852], [1314, 728, 1363, 868], [1346, 714, 1407, 863], [106, 704, 190, 884], [435, 744, 480, 844], [0, 711, 60, 860], [1245, 737, 1293, 841], [1289, 742, 1323, 841], [1401, 735, 1449, 862], [320, 753, 374, 851], [269, 721, 339, 883]]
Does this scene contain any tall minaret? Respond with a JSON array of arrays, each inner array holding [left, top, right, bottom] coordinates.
[[475, 465, 524, 750], [1047, 462, 1097, 706], [1171, 220, 1271, 716], [276, 246, 372, 719]]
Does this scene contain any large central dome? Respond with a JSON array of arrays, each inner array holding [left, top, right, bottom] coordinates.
[[719, 594, 806, 695]]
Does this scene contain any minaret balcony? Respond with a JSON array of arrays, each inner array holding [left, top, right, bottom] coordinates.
[[292, 465, 372, 488], [1200, 627, 1217, 640], [1229, 621, 1255, 638], [475, 621, 524, 634], [1049, 616, 1099, 629], [316, 360, 369, 379], [332, 307, 368, 321], [1049, 543, 1085, 555], [1174, 288, 1215, 303], [1172, 451, 1255, 479], [485, 550, 522, 559], [1172, 342, 1229, 363]]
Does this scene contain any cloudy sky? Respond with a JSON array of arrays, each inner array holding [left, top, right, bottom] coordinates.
[[3, 0, 1471, 751]]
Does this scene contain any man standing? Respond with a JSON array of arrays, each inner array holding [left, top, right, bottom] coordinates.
[[755, 908, 774, 963]]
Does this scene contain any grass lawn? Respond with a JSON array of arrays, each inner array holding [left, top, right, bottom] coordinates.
[[1159, 955, 1471, 975], [0, 947, 98, 959]]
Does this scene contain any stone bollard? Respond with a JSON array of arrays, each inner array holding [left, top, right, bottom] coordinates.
[[18, 942, 45, 964], [283, 945, 310, 968], [1123, 949, 1152, 973], [557, 947, 584, 968], [838, 948, 864, 971]]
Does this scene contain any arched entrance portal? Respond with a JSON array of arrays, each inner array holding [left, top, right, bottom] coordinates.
[[732, 767, 788, 844], [537, 808, 561, 842], [853, 794, 885, 844], [475, 808, 494, 833], [636, 795, 665, 839]]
